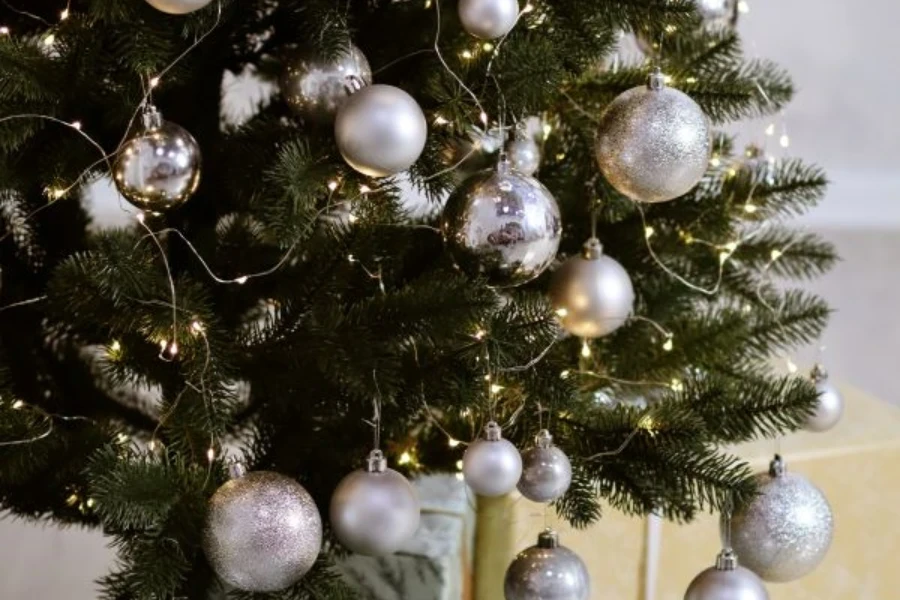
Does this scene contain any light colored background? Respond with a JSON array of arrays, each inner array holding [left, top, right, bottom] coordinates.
[[2, 1, 898, 597]]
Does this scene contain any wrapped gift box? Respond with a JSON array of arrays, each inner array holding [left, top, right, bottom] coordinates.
[[474, 383, 900, 599]]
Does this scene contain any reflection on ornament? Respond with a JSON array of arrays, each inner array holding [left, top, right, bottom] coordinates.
[[504, 529, 590, 600], [462, 421, 522, 497], [281, 44, 372, 123]]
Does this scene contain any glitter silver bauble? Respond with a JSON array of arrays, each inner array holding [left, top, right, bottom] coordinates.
[[504, 529, 590, 600], [805, 364, 844, 433], [684, 549, 769, 600], [113, 107, 201, 213], [595, 70, 710, 203], [203, 466, 322, 592], [506, 135, 541, 176], [281, 45, 372, 124], [728, 456, 834, 583], [548, 238, 634, 338], [330, 450, 421, 556], [463, 421, 523, 497], [517, 429, 572, 503], [442, 159, 561, 288], [334, 84, 427, 177], [458, 0, 520, 40], [144, 0, 214, 14]]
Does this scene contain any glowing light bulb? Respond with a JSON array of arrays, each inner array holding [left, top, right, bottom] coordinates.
[[770, 249, 783, 261], [581, 341, 592, 358], [644, 226, 655, 239], [235, 276, 248, 284], [327, 180, 339, 191], [448, 438, 461, 448], [398, 451, 412, 465], [206, 447, 215, 462], [662, 337, 674, 352], [60, 8, 70, 20], [149, 77, 160, 88]]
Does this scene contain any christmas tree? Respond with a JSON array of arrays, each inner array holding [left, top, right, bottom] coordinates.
[[0, 0, 836, 598]]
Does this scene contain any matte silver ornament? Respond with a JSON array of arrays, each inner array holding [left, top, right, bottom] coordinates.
[[517, 429, 572, 503], [334, 84, 428, 177], [113, 107, 201, 213], [442, 159, 561, 288], [684, 548, 769, 600], [329, 450, 421, 556], [144, 0, 213, 14], [506, 135, 541, 176], [458, 0, 520, 40], [463, 421, 523, 497], [595, 70, 710, 203], [549, 238, 634, 338], [728, 456, 833, 583], [805, 364, 844, 433], [504, 529, 590, 600], [203, 465, 323, 592], [281, 45, 372, 124]]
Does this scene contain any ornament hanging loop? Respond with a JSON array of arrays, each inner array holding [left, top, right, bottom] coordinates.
[[581, 238, 603, 260], [535, 428, 553, 448], [648, 67, 665, 91], [228, 462, 247, 480], [484, 420, 503, 441], [343, 74, 367, 94], [366, 449, 387, 473], [537, 527, 560, 548], [769, 454, 786, 477], [810, 363, 828, 383], [141, 104, 163, 130], [715, 548, 739, 571]]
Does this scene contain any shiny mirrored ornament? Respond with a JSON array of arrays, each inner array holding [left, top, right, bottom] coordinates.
[[549, 238, 634, 338], [504, 529, 590, 600], [595, 70, 710, 203], [506, 134, 541, 176], [728, 455, 834, 582], [203, 465, 322, 592], [281, 44, 372, 124], [458, 0, 520, 40], [113, 106, 201, 213], [442, 159, 562, 288], [517, 429, 572, 503], [684, 548, 769, 600], [329, 450, 421, 556], [804, 364, 844, 433], [335, 83, 428, 177], [144, 0, 214, 14], [463, 421, 523, 497], [696, 0, 740, 29]]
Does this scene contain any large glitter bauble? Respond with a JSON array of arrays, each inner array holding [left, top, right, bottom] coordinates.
[[549, 238, 634, 338], [595, 70, 710, 203], [144, 0, 214, 14], [113, 107, 201, 213], [281, 45, 372, 124], [203, 466, 322, 592], [506, 135, 541, 176], [458, 0, 520, 40], [442, 159, 561, 288], [517, 429, 572, 503], [805, 364, 844, 433], [684, 549, 769, 600], [330, 450, 421, 556], [728, 456, 834, 582], [463, 421, 523, 497], [504, 529, 590, 600], [334, 84, 427, 177]]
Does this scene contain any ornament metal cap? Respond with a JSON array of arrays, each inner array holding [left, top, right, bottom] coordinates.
[[366, 449, 388, 473], [343, 74, 367, 94], [537, 528, 560, 549], [768, 454, 786, 477], [484, 421, 503, 441], [228, 462, 247, 480], [141, 105, 164, 130], [810, 363, 829, 383], [535, 429, 554, 449], [581, 238, 604, 260], [648, 68, 666, 91], [715, 548, 739, 571]]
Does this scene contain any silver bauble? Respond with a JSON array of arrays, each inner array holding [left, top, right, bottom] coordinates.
[[805, 364, 844, 433], [203, 466, 323, 592], [504, 529, 590, 600], [684, 549, 769, 600], [728, 456, 834, 583], [458, 0, 520, 40], [329, 450, 421, 556], [334, 84, 428, 177], [506, 135, 541, 176], [281, 45, 372, 124], [595, 70, 710, 203], [462, 421, 523, 497], [548, 238, 634, 338], [113, 107, 201, 213], [696, 0, 740, 29], [442, 160, 561, 288], [517, 429, 572, 503], [144, 0, 213, 14]]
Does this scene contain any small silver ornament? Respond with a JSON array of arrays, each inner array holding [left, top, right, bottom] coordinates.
[[506, 135, 541, 176], [728, 455, 834, 583], [504, 528, 590, 600], [684, 548, 769, 600], [548, 238, 634, 338], [463, 421, 523, 497], [595, 70, 710, 203], [517, 429, 572, 503], [696, 0, 740, 29], [144, 0, 214, 14], [281, 45, 372, 124], [113, 106, 201, 213], [805, 364, 844, 433], [203, 465, 323, 592], [334, 83, 428, 177], [442, 159, 562, 288], [458, 0, 520, 40], [329, 449, 421, 556]]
